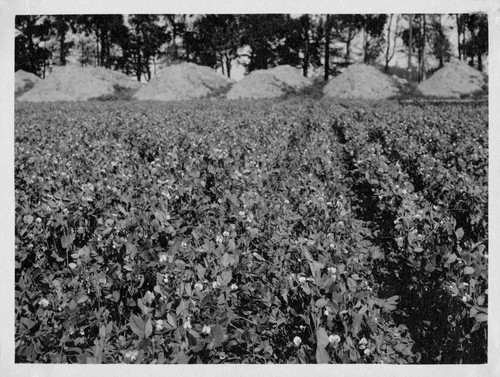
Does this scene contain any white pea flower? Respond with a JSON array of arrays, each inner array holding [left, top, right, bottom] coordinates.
[[202, 325, 211, 335], [293, 336, 302, 347], [223, 231, 230, 238], [216, 235, 223, 244], [183, 319, 192, 330], [358, 337, 368, 350], [39, 298, 50, 308], [327, 267, 337, 275], [212, 281, 221, 289], [298, 276, 307, 284], [194, 282, 203, 291], [159, 252, 168, 263], [329, 334, 341, 345], [364, 348, 371, 356], [124, 349, 139, 362], [155, 320, 166, 331], [230, 283, 238, 291]]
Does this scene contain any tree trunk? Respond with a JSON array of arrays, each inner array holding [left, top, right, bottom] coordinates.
[[100, 27, 107, 67], [408, 14, 413, 82], [225, 54, 231, 78], [363, 29, 371, 64], [324, 15, 331, 82], [346, 28, 352, 64], [172, 23, 178, 60], [384, 15, 393, 72], [136, 45, 142, 82], [420, 15, 426, 82], [95, 27, 100, 66], [220, 54, 225, 76], [303, 22, 310, 77], [145, 60, 151, 81], [59, 28, 66, 66]]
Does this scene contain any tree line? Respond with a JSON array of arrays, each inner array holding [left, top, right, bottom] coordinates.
[[15, 14, 488, 82]]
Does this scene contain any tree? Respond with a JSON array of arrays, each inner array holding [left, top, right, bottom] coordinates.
[[238, 14, 289, 72], [52, 15, 76, 66], [15, 15, 52, 76], [402, 14, 430, 82], [187, 15, 240, 77], [429, 15, 452, 68], [380, 14, 401, 72], [164, 15, 187, 61], [332, 14, 365, 64], [462, 13, 488, 71], [127, 15, 170, 81], [324, 14, 331, 81], [361, 14, 387, 64], [75, 15, 130, 68]]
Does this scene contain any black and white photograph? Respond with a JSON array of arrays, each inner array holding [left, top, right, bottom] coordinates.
[[1, 0, 498, 376]]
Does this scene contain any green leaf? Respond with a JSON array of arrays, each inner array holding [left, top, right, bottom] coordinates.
[[222, 253, 231, 267], [316, 327, 330, 348], [446, 254, 457, 264], [137, 298, 149, 315], [475, 313, 487, 323], [167, 313, 177, 328], [99, 325, 107, 339], [316, 347, 330, 364], [347, 277, 357, 292], [315, 298, 329, 308], [61, 233, 76, 249], [424, 263, 435, 273], [464, 266, 475, 275], [315, 327, 330, 364], [77, 295, 89, 304], [221, 270, 232, 285], [212, 324, 225, 347], [144, 317, 153, 338], [129, 314, 145, 338]]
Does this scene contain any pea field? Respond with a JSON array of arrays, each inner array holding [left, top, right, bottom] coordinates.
[[14, 98, 488, 364]]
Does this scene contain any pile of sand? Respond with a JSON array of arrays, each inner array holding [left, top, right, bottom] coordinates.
[[15, 70, 41, 95], [17, 65, 141, 102], [417, 60, 487, 98], [134, 62, 234, 101], [226, 65, 312, 100], [323, 64, 403, 100]]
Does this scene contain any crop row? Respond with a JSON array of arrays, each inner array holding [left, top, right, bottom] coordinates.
[[329, 100, 488, 363], [15, 99, 487, 363]]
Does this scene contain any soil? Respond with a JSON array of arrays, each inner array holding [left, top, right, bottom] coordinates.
[[226, 65, 312, 100], [17, 65, 141, 102], [133, 62, 234, 101], [322, 64, 405, 100], [417, 60, 487, 98], [15, 70, 41, 95]]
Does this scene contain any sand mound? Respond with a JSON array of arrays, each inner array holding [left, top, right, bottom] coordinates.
[[17, 65, 141, 102], [417, 60, 487, 98], [226, 65, 312, 100], [134, 62, 234, 101], [323, 64, 403, 100], [15, 70, 41, 95]]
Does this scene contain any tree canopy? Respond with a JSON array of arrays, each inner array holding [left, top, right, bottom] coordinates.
[[15, 13, 488, 82]]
